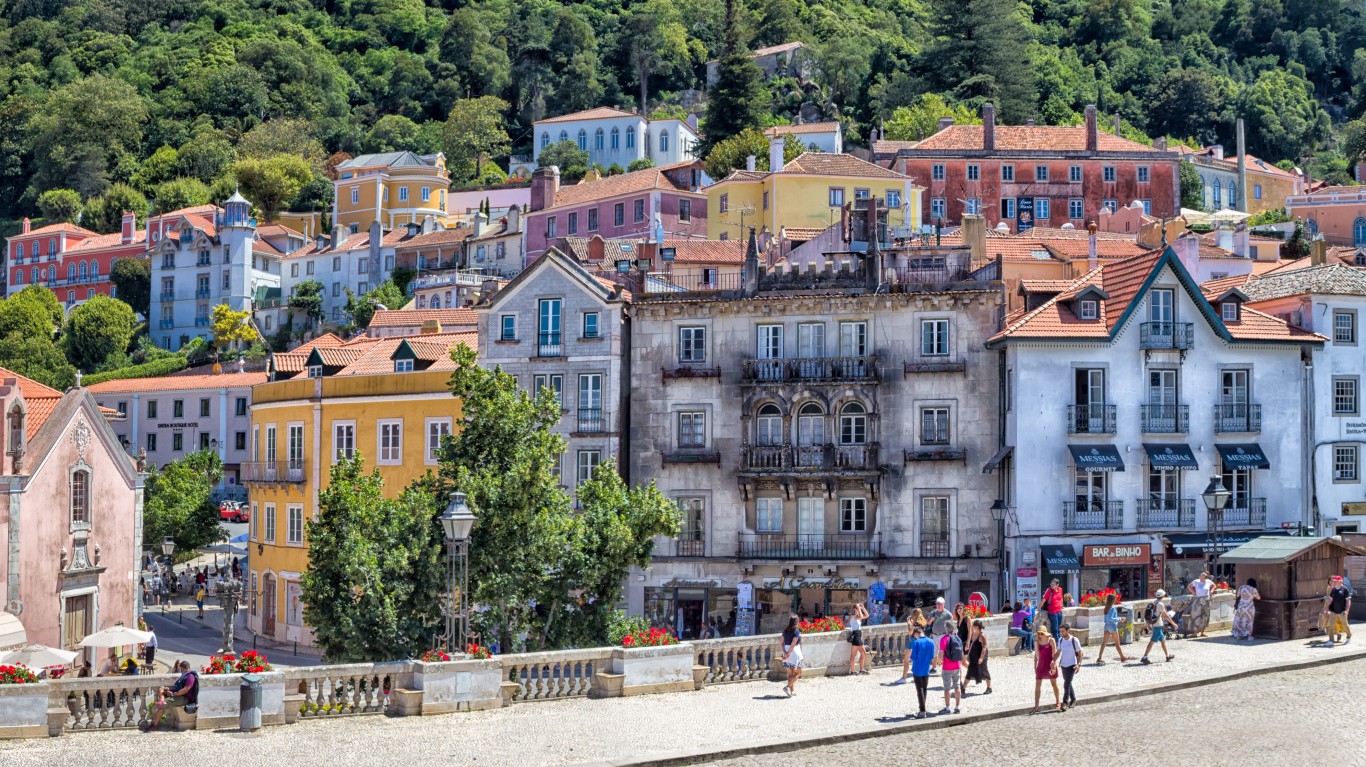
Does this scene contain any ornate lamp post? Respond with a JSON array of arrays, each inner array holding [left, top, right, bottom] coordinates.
[[1202, 476, 1232, 576], [438, 492, 476, 653], [161, 537, 176, 559], [990, 500, 1010, 609]]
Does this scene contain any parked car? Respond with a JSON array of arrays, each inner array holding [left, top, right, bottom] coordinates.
[[219, 501, 248, 523]]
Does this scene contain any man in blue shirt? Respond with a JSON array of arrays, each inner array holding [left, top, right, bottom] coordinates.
[[908, 625, 937, 718]]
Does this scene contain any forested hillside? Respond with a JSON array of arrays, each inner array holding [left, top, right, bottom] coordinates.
[[2, 0, 1365, 230]]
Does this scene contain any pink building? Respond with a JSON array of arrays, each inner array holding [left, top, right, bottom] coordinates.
[[523, 161, 708, 265], [0, 371, 143, 656]]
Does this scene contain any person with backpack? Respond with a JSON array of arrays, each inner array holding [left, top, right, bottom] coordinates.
[[907, 625, 936, 718], [1057, 623, 1083, 710], [148, 660, 199, 731], [938, 620, 964, 715], [1141, 590, 1178, 664]]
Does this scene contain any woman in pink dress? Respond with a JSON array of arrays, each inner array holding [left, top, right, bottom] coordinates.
[[1032, 625, 1061, 713]]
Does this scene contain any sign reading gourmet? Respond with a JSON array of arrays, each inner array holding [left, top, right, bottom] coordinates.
[[1084, 543, 1151, 568], [1068, 444, 1124, 472]]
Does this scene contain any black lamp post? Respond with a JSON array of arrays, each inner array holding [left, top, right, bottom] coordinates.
[[990, 500, 1010, 609], [1202, 476, 1232, 575], [438, 491, 476, 653]]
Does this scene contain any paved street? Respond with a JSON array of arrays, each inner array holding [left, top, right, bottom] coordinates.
[[3, 624, 1363, 767]]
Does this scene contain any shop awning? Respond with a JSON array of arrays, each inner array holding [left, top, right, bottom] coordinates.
[[1166, 529, 1289, 556], [1068, 444, 1124, 472], [982, 446, 1013, 474], [1042, 544, 1081, 572], [1143, 443, 1199, 470], [1216, 443, 1270, 470]]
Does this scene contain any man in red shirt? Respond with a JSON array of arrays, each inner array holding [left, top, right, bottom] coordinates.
[[1041, 579, 1065, 642]]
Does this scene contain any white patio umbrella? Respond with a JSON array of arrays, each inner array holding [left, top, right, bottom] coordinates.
[[0, 644, 78, 667], [78, 625, 152, 648]]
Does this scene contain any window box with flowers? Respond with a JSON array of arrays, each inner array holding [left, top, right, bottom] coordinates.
[[596, 640, 696, 698], [0, 664, 47, 738]]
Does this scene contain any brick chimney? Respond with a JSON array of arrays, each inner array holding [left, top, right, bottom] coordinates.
[[982, 103, 996, 151], [120, 211, 136, 245], [1084, 105, 1098, 153], [937, 117, 954, 133], [530, 165, 561, 212], [1087, 222, 1099, 272], [20, 218, 30, 234]]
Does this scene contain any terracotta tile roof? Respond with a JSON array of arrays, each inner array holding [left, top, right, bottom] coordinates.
[[252, 239, 284, 256], [721, 169, 767, 183], [278, 242, 320, 260], [765, 122, 839, 136], [545, 161, 700, 212], [557, 237, 641, 264], [294, 333, 347, 350], [66, 231, 146, 252], [753, 41, 804, 56], [367, 308, 477, 329], [333, 331, 479, 376], [24, 397, 59, 439], [312, 347, 369, 367], [1305, 185, 1365, 197], [872, 140, 920, 154], [274, 352, 307, 374], [1019, 279, 1075, 293], [1021, 227, 1138, 241], [87, 371, 268, 394], [537, 107, 639, 124], [0, 368, 64, 437], [781, 227, 829, 240], [1044, 239, 1148, 260], [469, 220, 512, 242], [256, 224, 302, 238], [12, 223, 96, 238], [394, 227, 473, 249], [913, 125, 1159, 153], [777, 153, 910, 180], [1198, 273, 1253, 300], [1241, 264, 1366, 300], [658, 240, 744, 264]]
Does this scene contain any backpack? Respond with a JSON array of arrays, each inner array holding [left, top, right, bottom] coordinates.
[[943, 633, 964, 662], [1144, 601, 1159, 624]]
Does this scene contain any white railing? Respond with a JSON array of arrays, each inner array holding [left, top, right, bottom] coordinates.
[[285, 664, 402, 718], [55, 674, 179, 730], [499, 648, 610, 702], [691, 635, 776, 683]]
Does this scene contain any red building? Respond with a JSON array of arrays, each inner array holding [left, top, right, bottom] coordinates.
[[874, 104, 1180, 233], [6, 212, 145, 306]]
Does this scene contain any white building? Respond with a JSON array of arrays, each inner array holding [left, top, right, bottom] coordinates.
[[533, 108, 700, 169], [764, 122, 843, 154], [987, 246, 1324, 603], [272, 221, 404, 330]]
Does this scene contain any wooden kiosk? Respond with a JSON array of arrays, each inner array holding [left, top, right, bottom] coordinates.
[[1217, 536, 1366, 640]]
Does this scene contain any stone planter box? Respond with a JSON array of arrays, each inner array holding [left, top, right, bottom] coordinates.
[[1209, 592, 1236, 630], [400, 658, 503, 714], [593, 644, 695, 697], [0, 683, 50, 739], [195, 671, 286, 730], [763, 631, 849, 680]]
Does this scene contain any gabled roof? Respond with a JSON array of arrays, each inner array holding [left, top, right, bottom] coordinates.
[[536, 107, 639, 125], [393, 227, 473, 249], [765, 122, 839, 137], [663, 240, 746, 264], [367, 308, 477, 329], [337, 152, 440, 170], [485, 247, 625, 311], [66, 230, 147, 252], [752, 41, 804, 57], [1241, 263, 1366, 301], [332, 332, 479, 376], [87, 371, 268, 394], [871, 139, 921, 154], [542, 161, 701, 212], [913, 125, 1159, 153], [776, 153, 909, 180]]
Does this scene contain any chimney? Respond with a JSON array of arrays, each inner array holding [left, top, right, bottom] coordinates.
[[473, 212, 487, 239], [530, 165, 561, 212], [1084, 105, 1098, 153], [422, 214, 435, 234], [479, 278, 500, 303], [507, 206, 521, 234], [1087, 222, 1099, 272], [1210, 145, 1224, 161], [686, 113, 699, 131], [1215, 223, 1233, 252], [21, 217, 30, 234], [1235, 118, 1248, 213], [962, 214, 987, 264], [588, 235, 604, 263], [1172, 232, 1200, 274], [420, 319, 442, 334], [1154, 137, 1167, 151], [1113, 115, 1122, 136], [937, 117, 955, 133], [982, 103, 996, 151], [1025, 117, 1035, 127], [1310, 237, 1327, 266], [746, 155, 756, 172], [1233, 222, 1250, 258], [742, 227, 760, 295], [332, 225, 348, 248], [768, 136, 784, 172], [120, 211, 136, 245]]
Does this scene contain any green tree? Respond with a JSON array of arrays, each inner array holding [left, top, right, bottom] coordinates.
[[883, 94, 982, 142], [703, 129, 802, 179], [367, 115, 434, 153], [921, 0, 1036, 122], [343, 280, 406, 332], [232, 156, 313, 221], [703, 0, 769, 151], [36, 189, 83, 224], [111, 258, 151, 317], [1179, 161, 1205, 211], [0, 332, 76, 390], [624, 0, 693, 113], [814, 38, 871, 113], [1239, 69, 1330, 161], [62, 294, 137, 373], [443, 96, 512, 183], [537, 141, 592, 183], [626, 158, 656, 172], [176, 128, 235, 186], [153, 178, 211, 214], [142, 450, 227, 555], [130, 145, 181, 195], [547, 8, 605, 115], [29, 75, 147, 198], [83, 183, 149, 233], [0, 285, 63, 341], [1146, 69, 1231, 147], [303, 457, 446, 662], [238, 119, 327, 171], [1343, 117, 1366, 170], [288, 279, 326, 330], [210, 303, 255, 353]]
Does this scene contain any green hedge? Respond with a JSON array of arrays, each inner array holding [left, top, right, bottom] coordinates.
[[83, 356, 189, 386]]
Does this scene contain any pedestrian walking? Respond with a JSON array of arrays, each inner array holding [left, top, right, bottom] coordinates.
[[1095, 592, 1130, 664], [143, 627, 158, 673], [938, 620, 963, 715], [1009, 601, 1035, 653], [1057, 623, 1083, 710], [780, 615, 804, 697], [1031, 625, 1061, 714], [1232, 578, 1261, 640], [1187, 571, 1215, 637], [195, 584, 206, 619], [847, 603, 870, 675], [908, 625, 935, 718], [965, 619, 992, 695], [926, 597, 951, 672], [1141, 590, 1177, 664], [1324, 575, 1352, 646], [1041, 579, 1065, 642], [896, 613, 918, 684]]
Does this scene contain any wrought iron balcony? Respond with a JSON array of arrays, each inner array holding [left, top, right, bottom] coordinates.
[[575, 408, 605, 433], [741, 356, 878, 385], [1137, 498, 1196, 529], [1140, 404, 1189, 433], [1139, 321, 1194, 351], [195, 288, 212, 299], [1068, 404, 1117, 434], [1063, 501, 1125, 531], [1216, 498, 1267, 528], [194, 317, 210, 327], [920, 539, 952, 557], [159, 292, 175, 303], [159, 319, 174, 329], [1212, 403, 1261, 433], [672, 538, 706, 557], [741, 444, 879, 473], [738, 533, 881, 559], [537, 332, 562, 357], [241, 461, 306, 483]]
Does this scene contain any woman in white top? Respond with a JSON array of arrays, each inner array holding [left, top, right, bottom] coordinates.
[[1057, 623, 1083, 711], [781, 616, 804, 697], [847, 603, 870, 675]]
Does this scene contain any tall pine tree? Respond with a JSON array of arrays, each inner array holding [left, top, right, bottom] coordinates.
[[702, 0, 769, 154], [921, 0, 1035, 123]]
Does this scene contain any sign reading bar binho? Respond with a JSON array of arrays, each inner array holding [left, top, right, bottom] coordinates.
[[1083, 543, 1151, 568]]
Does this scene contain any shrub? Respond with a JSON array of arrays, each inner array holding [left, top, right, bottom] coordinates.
[[82, 356, 188, 386]]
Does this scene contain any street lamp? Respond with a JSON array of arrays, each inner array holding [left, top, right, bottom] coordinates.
[[990, 500, 1010, 610], [1202, 476, 1232, 575], [161, 537, 176, 559], [438, 491, 476, 653]]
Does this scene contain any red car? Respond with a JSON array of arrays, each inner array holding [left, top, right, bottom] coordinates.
[[219, 502, 249, 523]]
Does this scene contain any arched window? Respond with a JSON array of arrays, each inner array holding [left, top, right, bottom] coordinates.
[[611, 127, 620, 149], [796, 403, 825, 466], [67, 264, 75, 282], [48, 239, 56, 256], [11, 270, 20, 286], [14, 243, 22, 260], [626, 126, 636, 149], [78, 262, 88, 281], [594, 128, 604, 151], [838, 402, 867, 445], [1307, 218, 1318, 237], [755, 404, 783, 446], [1357, 251, 1366, 267], [431, 294, 441, 308], [541, 132, 550, 150], [90, 261, 98, 279], [1227, 182, 1236, 207], [8, 403, 24, 457], [559, 130, 568, 143], [71, 468, 90, 526], [577, 129, 587, 150], [659, 130, 669, 153], [30, 267, 37, 284], [1356, 217, 1366, 247]]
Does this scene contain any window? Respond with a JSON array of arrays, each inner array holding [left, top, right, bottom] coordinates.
[[288, 424, 304, 468], [757, 324, 783, 363], [1254, 184, 1263, 200], [614, 203, 625, 227], [266, 425, 277, 462], [307, 365, 323, 379], [626, 126, 635, 148], [546, 216, 557, 239], [1140, 199, 1152, 215], [610, 128, 619, 149], [148, 400, 158, 419], [576, 450, 601, 485], [839, 321, 867, 357], [222, 271, 231, 290], [287, 506, 303, 545], [828, 187, 845, 207], [146, 433, 157, 451], [920, 318, 949, 356], [1334, 377, 1359, 415], [659, 130, 669, 153], [172, 399, 184, 418], [1001, 164, 1014, 182], [1001, 198, 1015, 220], [755, 404, 782, 446], [797, 322, 825, 358], [966, 164, 980, 181], [633, 199, 645, 223], [577, 373, 602, 415], [567, 212, 578, 235], [172, 433, 183, 452], [1221, 301, 1240, 322], [854, 188, 870, 200], [921, 496, 950, 553], [932, 164, 945, 181], [587, 208, 598, 231], [887, 190, 901, 209], [582, 312, 599, 339], [679, 326, 706, 362], [378, 420, 403, 463], [577, 129, 587, 150], [234, 432, 246, 451], [756, 498, 783, 533], [290, 263, 299, 278], [541, 132, 550, 150], [1036, 198, 1051, 220], [532, 374, 563, 406], [333, 422, 355, 460], [234, 397, 248, 417], [199, 398, 210, 417], [70, 469, 89, 526], [965, 198, 981, 215], [677, 411, 706, 448], [426, 418, 452, 464], [1069, 198, 1084, 220], [1079, 300, 1098, 320], [333, 256, 341, 271], [250, 504, 258, 542], [1334, 311, 1357, 344], [838, 402, 867, 445], [719, 194, 729, 214], [1103, 199, 1118, 212], [1103, 165, 1116, 182], [358, 257, 369, 274], [679, 199, 691, 223], [398, 187, 409, 202], [350, 188, 359, 205], [500, 315, 516, 341], [930, 198, 946, 219], [1036, 165, 1049, 182], [1069, 165, 1083, 183], [263, 504, 276, 543], [921, 407, 950, 445], [1335, 445, 1360, 482], [839, 497, 866, 532]]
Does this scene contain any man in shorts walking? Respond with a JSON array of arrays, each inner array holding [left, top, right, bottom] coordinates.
[[1141, 590, 1177, 664], [1324, 575, 1353, 646], [938, 620, 964, 714]]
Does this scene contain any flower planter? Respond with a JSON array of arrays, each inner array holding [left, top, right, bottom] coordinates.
[[0, 683, 50, 739], [765, 630, 849, 679], [594, 644, 695, 698], [978, 615, 1011, 652], [1209, 592, 1236, 631], [194, 671, 286, 730], [403, 658, 504, 714]]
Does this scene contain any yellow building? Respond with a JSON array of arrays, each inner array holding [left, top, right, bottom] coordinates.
[[332, 151, 452, 234], [706, 149, 922, 240], [244, 331, 475, 647]]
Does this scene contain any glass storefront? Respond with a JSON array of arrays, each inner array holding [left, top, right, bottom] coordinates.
[[1079, 567, 1146, 600], [644, 587, 739, 638]]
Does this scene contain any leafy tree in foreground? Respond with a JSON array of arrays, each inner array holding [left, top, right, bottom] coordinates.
[[143, 450, 226, 555], [288, 280, 326, 330], [84, 184, 149, 234], [1179, 161, 1204, 211], [211, 304, 256, 354], [232, 156, 313, 221], [111, 258, 151, 318], [443, 96, 511, 183], [36, 189, 83, 224], [62, 295, 137, 373], [344, 280, 406, 332], [153, 178, 211, 214], [704, 129, 801, 180], [883, 94, 981, 142], [703, 0, 769, 152], [0, 285, 63, 340], [0, 332, 77, 390], [537, 141, 592, 183]]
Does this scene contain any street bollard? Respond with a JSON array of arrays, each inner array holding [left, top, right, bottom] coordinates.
[[293, 640, 297, 657], [239, 673, 263, 732]]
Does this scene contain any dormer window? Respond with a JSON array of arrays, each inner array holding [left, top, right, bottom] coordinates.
[[307, 365, 323, 378], [1221, 301, 1240, 322], [395, 359, 414, 372], [1079, 300, 1098, 320]]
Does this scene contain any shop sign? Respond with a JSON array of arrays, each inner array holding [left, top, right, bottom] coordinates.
[[762, 576, 861, 590], [661, 578, 724, 588], [1083, 543, 1150, 568], [1343, 502, 1366, 516], [887, 580, 943, 591], [1016, 568, 1039, 603]]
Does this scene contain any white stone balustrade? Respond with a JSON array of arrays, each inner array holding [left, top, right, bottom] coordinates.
[[499, 648, 611, 702]]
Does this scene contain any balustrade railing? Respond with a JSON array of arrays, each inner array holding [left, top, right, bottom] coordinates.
[[862, 624, 912, 668], [692, 636, 776, 684], [500, 649, 610, 702], [286, 664, 400, 718], [740, 356, 877, 384], [56, 675, 177, 731]]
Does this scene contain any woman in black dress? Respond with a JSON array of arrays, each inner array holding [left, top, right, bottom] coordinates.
[[965, 619, 993, 694]]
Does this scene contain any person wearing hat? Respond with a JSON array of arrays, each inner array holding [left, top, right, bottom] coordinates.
[[1140, 590, 1177, 664], [925, 597, 952, 673], [1324, 575, 1352, 646]]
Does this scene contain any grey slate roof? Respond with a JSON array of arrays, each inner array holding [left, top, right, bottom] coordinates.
[[1242, 264, 1366, 301], [336, 152, 439, 170]]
